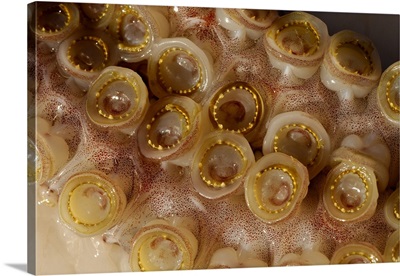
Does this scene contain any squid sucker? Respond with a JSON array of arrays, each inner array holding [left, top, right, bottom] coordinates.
[[28, 2, 399, 275]]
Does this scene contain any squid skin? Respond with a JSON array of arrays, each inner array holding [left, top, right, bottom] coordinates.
[[30, 3, 399, 274]]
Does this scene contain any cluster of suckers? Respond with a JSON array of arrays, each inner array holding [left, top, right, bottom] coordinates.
[[28, 2, 399, 273]]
